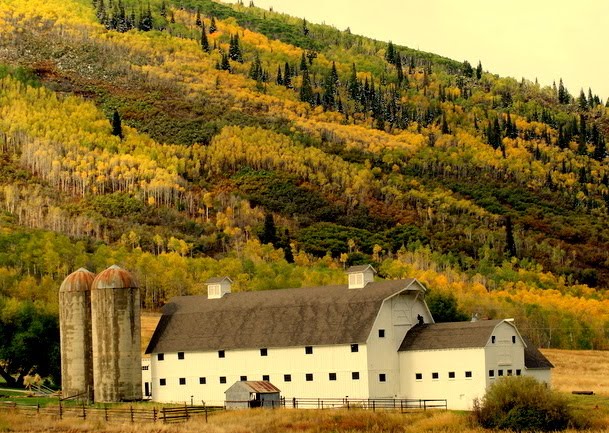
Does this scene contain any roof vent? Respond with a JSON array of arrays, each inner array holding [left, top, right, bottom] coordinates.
[[346, 265, 376, 289], [205, 277, 233, 299]]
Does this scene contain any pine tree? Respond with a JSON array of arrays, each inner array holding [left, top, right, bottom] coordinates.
[[96, 0, 107, 25], [462, 60, 473, 77], [259, 213, 278, 245], [283, 62, 292, 88], [558, 78, 570, 104], [395, 54, 404, 85], [578, 89, 588, 111], [209, 16, 217, 33], [476, 61, 483, 79], [385, 41, 395, 65], [138, 3, 153, 31], [302, 18, 309, 36], [195, 8, 201, 27], [300, 52, 307, 72], [160, 1, 167, 18], [249, 52, 262, 81], [299, 69, 314, 104], [348, 63, 359, 100], [111, 109, 123, 139], [220, 50, 230, 71], [200, 23, 209, 52], [228, 34, 243, 62], [441, 113, 449, 134], [276, 66, 283, 85]]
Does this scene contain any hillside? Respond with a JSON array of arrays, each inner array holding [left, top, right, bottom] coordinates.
[[0, 0, 608, 377]]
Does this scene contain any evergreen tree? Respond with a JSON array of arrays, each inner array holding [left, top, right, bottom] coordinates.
[[348, 63, 359, 100], [299, 69, 314, 104], [160, 1, 167, 18], [385, 41, 395, 65], [476, 61, 483, 79], [200, 23, 209, 52], [578, 89, 588, 111], [96, 0, 107, 25], [228, 34, 243, 62], [558, 78, 570, 104], [302, 18, 309, 36], [138, 3, 153, 31], [300, 52, 307, 71], [249, 52, 262, 81], [462, 60, 473, 77], [276, 65, 283, 85], [209, 16, 217, 33], [220, 50, 230, 71], [395, 54, 404, 85], [283, 62, 292, 88], [195, 8, 201, 27], [111, 109, 123, 139], [441, 113, 449, 134], [259, 213, 278, 245]]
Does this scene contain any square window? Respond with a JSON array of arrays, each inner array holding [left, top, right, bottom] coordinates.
[[507, 369, 513, 376], [498, 369, 504, 377], [158, 353, 164, 361], [179, 378, 186, 385], [512, 336, 516, 344], [351, 343, 359, 353], [218, 350, 225, 358], [432, 372, 439, 380], [284, 374, 292, 382], [178, 352, 184, 360], [415, 373, 422, 380], [329, 373, 337, 381], [448, 371, 455, 379], [306, 373, 313, 382], [516, 369, 522, 376], [260, 348, 268, 356], [199, 377, 206, 384], [240, 375, 247, 381], [305, 346, 313, 355], [262, 375, 270, 381], [219, 376, 226, 384], [379, 373, 386, 382], [489, 370, 495, 377], [352, 372, 360, 380], [378, 329, 385, 338], [159, 378, 166, 386], [142, 365, 149, 371], [465, 371, 472, 378]]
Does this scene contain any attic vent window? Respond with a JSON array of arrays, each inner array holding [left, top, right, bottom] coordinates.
[[218, 350, 225, 358], [347, 265, 376, 289], [158, 353, 164, 361], [240, 376, 247, 381], [492, 336, 496, 344], [305, 346, 313, 355], [178, 352, 184, 360], [512, 336, 516, 344], [432, 372, 439, 380], [378, 329, 385, 338], [179, 378, 186, 385], [260, 348, 268, 356], [199, 377, 206, 384], [305, 373, 313, 382], [350, 344, 359, 352], [159, 378, 166, 386]]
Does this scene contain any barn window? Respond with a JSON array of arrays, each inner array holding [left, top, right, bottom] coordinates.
[[262, 375, 270, 381], [142, 365, 149, 371], [219, 376, 226, 384], [415, 373, 422, 380], [179, 378, 186, 385], [498, 369, 504, 376], [260, 348, 268, 356], [516, 369, 521, 376], [159, 378, 166, 386], [491, 336, 496, 344], [350, 344, 359, 352], [158, 353, 164, 361], [329, 373, 337, 381], [306, 373, 313, 382], [378, 329, 385, 338], [305, 346, 313, 354], [432, 372, 439, 380], [489, 370, 495, 377], [178, 352, 184, 360], [512, 336, 516, 344], [465, 371, 472, 378], [240, 376, 247, 381], [448, 371, 455, 379], [199, 377, 206, 384], [379, 373, 386, 382], [284, 374, 292, 382], [352, 372, 360, 380], [218, 350, 225, 358], [507, 369, 513, 376]]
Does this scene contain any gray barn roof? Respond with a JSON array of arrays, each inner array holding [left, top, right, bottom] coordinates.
[[146, 279, 421, 354], [398, 320, 507, 351], [523, 338, 554, 369]]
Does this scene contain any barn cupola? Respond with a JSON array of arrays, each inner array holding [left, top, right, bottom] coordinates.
[[205, 277, 233, 299], [346, 265, 376, 289]]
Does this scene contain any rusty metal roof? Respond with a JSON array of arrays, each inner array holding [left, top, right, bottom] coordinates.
[[225, 381, 280, 394], [91, 265, 137, 290], [59, 268, 95, 293]]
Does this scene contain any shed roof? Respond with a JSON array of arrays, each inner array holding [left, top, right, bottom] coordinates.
[[146, 279, 422, 354], [523, 338, 554, 369], [398, 320, 508, 351], [225, 381, 280, 394], [347, 265, 376, 273], [205, 276, 232, 284]]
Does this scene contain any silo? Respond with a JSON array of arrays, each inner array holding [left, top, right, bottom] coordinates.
[[59, 268, 95, 401], [91, 265, 142, 402]]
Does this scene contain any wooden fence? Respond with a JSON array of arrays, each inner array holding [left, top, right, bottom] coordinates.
[[0, 401, 223, 423], [286, 397, 447, 411]]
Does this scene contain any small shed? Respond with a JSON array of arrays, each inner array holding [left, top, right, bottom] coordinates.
[[225, 381, 281, 409]]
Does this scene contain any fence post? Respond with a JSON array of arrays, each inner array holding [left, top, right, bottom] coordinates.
[[37, 403, 40, 414], [185, 403, 189, 420], [293, 397, 296, 409], [162, 407, 166, 423], [400, 400, 403, 413], [423, 400, 427, 411], [59, 400, 63, 420], [153, 407, 157, 423], [130, 406, 134, 423], [347, 399, 350, 410], [205, 405, 208, 423], [104, 405, 108, 422], [82, 403, 86, 420]]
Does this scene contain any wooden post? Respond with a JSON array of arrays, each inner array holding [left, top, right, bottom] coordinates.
[[82, 403, 86, 420], [36, 403, 40, 414], [205, 405, 208, 423], [372, 400, 375, 412], [185, 402, 189, 420], [293, 397, 296, 409], [162, 407, 166, 423], [104, 405, 109, 422], [423, 400, 427, 411], [130, 406, 134, 423], [153, 407, 157, 423], [59, 400, 63, 420]]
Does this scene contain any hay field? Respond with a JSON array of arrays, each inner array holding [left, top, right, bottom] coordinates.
[[140, 312, 162, 353], [542, 349, 609, 396]]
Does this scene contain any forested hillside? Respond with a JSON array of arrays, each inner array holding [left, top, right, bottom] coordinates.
[[0, 0, 608, 380]]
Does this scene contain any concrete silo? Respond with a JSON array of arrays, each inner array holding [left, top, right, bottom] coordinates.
[[91, 265, 142, 402], [59, 268, 95, 401]]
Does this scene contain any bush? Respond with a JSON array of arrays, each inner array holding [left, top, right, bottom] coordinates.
[[472, 376, 573, 432]]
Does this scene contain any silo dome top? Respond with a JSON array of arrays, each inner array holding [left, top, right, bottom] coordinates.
[[92, 265, 138, 290], [59, 268, 95, 293]]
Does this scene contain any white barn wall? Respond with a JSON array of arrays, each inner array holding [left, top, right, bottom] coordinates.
[[399, 348, 487, 410], [524, 368, 552, 384], [151, 344, 370, 405], [484, 321, 526, 383]]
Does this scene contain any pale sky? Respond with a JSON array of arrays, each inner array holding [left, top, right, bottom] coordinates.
[[225, 0, 609, 100]]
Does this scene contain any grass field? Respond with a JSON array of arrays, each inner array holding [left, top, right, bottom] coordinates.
[[542, 349, 609, 396]]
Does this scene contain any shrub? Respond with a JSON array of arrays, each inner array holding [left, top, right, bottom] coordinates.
[[472, 376, 573, 432]]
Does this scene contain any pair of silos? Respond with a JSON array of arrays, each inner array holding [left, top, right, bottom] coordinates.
[[59, 265, 142, 402]]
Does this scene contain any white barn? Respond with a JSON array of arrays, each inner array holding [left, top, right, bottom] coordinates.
[[144, 266, 552, 409]]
